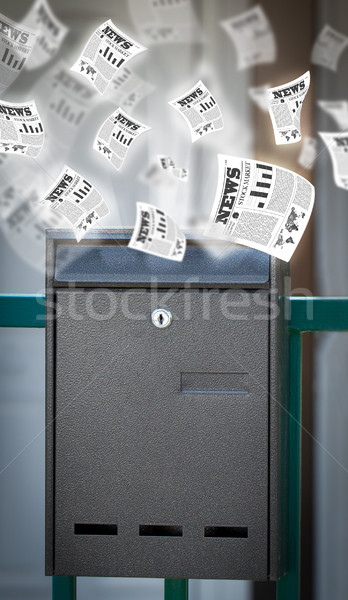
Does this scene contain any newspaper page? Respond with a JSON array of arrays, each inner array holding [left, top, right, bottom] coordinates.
[[267, 71, 310, 145], [0, 100, 44, 157], [128, 0, 202, 45], [248, 83, 270, 112], [129, 201, 186, 261], [104, 66, 155, 113], [40, 166, 110, 241], [71, 19, 146, 95], [311, 25, 348, 71], [204, 155, 315, 262], [93, 108, 150, 171], [138, 158, 176, 187], [298, 137, 317, 170], [317, 100, 348, 130], [33, 60, 97, 149], [220, 5, 276, 70], [0, 164, 66, 271], [22, 0, 68, 70], [0, 12, 37, 94], [169, 80, 223, 142], [158, 155, 188, 181], [319, 132, 348, 190]]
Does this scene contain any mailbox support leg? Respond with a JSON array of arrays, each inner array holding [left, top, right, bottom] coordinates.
[[164, 579, 188, 600], [52, 576, 76, 600], [276, 330, 302, 600]]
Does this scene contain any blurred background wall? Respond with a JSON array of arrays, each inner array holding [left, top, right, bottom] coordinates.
[[0, 1, 347, 599]]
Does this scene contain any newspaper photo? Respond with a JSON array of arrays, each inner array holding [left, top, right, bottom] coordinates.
[[22, 0, 68, 70], [129, 201, 186, 261], [128, 0, 202, 45], [40, 166, 110, 241], [311, 25, 348, 71], [0, 11, 37, 94], [267, 71, 310, 145], [33, 60, 97, 149], [169, 80, 223, 142], [0, 100, 44, 157], [204, 154, 315, 262], [298, 137, 317, 170], [71, 19, 146, 95], [93, 108, 150, 171], [105, 66, 154, 113], [317, 100, 348, 130], [158, 155, 188, 181], [319, 132, 348, 190], [220, 5, 276, 70], [248, 83, 270, 112]]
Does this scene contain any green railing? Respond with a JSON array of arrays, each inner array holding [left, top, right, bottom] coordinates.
[[1, 293, 347, 600]]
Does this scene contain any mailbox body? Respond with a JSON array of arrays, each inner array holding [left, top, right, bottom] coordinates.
[[46, 230, 289, 580]]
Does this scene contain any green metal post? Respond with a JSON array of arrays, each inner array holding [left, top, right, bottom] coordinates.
[[0, 293, 45, 327], [276, 330, 302, 600], [52, 576, 76, 600], [164, 579, 188, 600]]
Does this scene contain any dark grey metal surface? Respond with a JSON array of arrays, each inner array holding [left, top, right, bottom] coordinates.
[[53, 244, 270, 287], [45, 230, 289, 580]]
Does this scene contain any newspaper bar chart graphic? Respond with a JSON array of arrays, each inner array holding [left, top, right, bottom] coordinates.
[[250, 163, 273, 206], [199, 97, 216, 113], [19, 122, 44, 134], [156, 209, 167, 239], [153, 0, 182, 6], [113, 130, 133, 146], [113, 69, 131, 88], [1, 48, 25, 70], [99, 45, 125, 69], [73, 180, 92, 202], [50, 98, 84, 126]]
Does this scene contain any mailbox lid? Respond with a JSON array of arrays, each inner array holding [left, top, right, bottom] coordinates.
[[50, 230, 270, 288]]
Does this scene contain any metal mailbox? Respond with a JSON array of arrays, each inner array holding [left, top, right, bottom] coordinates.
[[46, 229, 289, 581]]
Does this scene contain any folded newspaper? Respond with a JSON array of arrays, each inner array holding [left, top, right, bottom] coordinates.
[[128, 0, 202, 45], [0, 11, 37, 94], [0, 100, 44, 157], [129, 202, 186, 261], [311, 25, 348, 71], [267, 71, 310, 145], [204, 155, 315, 262], [71, 19, 146, 95], [298, 137, 317, 170], [105, 66, 155, 113], [317, 100, 348, 130], [319, 132, 348, 190], [220, 5, 276, 70], [40, 166, 110, 241], [158, 155, 188, 181], [22, 0, 68, 70], [169, 80, 223, 142], [93, 108, 150, 170]]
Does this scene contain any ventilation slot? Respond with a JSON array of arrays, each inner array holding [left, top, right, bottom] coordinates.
[[204, 526, 248, 538], [139, 524, 183, 537], [74, 523, 118, 535]]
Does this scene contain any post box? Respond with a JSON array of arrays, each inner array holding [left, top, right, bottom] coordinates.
[[46, 229, 289, 580]]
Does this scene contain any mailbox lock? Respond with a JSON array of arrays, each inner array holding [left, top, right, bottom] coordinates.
[[151, 308, 172, 329]]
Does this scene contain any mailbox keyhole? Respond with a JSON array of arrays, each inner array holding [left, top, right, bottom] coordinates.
[[151, 308, 172, 329]]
